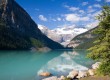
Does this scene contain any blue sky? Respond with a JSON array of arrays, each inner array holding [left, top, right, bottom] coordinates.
[[16, 0, 110, 29]]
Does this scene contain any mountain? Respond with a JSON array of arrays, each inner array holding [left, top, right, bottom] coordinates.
[[38, 24, 63, 43], [0, 0, 64, 50], [38, 24, 88, 46], [67, 27, 98, 49]]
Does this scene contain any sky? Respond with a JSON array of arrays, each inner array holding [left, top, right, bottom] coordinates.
[[16, 0, 110, 29]]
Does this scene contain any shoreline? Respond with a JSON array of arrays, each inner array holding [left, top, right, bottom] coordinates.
[[41, 62, 104, 80]]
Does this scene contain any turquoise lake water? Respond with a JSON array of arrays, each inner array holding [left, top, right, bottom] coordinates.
[[0, 50, 94, 80]]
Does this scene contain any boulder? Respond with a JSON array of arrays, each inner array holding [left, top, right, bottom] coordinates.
[[60, 75, 65, 80], [77, 71, 87, 78], [67, 75, 71, 78], [67, 70, 79, 78], [42, 76, 58, 80], [92, 62, 101, 69], [88, 69, 95, 76], [39, 72, 51, 77]]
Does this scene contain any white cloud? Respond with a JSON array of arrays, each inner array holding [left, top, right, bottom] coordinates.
[[88, 6, 96, 13], [88, 6, 92, 9], [86, 21, 99, 30], [73, 28, 88, 34], [69, 7, 79, 11], [57, 17, 61, 21], [65, 14, 90, 22], [52, 19, 57, 21], [49, 17, 57, 21], [65, 14, 80, 22], [88, 9, 96, 13], [79, 10, 85, 14], [106, 0, 110, 2], [92, 10, 101, 17], [94, 4, 101, 8], [39, 15, 47, 21], [57, 24, 76, 28], [56, 24, 87, 34], [80, 17, 89, 21], [82, 2, 88, 6], [64, 5, 69, 8], [64, 5, 79, 11]]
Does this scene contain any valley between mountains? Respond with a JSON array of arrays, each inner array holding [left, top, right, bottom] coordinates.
[[0, 0, 98, 50], [0, 0, 110, 80]]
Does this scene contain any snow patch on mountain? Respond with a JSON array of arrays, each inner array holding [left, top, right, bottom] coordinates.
[[38, 24, 88, 45]]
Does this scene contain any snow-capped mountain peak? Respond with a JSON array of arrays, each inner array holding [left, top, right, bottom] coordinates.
[[38, 24, 88, 46]]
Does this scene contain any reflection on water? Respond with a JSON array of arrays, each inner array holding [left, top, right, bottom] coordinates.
[[37, 50, 94, 79], [0, 50, 94, 80]]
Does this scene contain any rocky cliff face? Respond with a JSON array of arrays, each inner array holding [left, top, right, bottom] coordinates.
[[0, 0, 40, 37], [67, 27, 98, 49], [38, 24, 88, 45], [38, 24, 63, 43], [0, 0, 64, 50]]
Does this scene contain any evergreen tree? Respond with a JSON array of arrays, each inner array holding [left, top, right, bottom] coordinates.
[[87, 5, 110, 75]]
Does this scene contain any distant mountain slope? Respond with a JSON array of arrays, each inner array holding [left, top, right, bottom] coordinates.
[[67, 27, 98, 49], [38, 24, 88, 44], [0, 0, 64, 50]]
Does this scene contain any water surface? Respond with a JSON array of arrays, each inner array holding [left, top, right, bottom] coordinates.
[[0, 50, 94, 80]]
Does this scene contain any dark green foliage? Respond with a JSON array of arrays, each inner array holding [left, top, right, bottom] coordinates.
[[75, 37, 98, 49], [88, 5, 110, 75], [96, 62, 110, 75], [64, 77, 72, 80], [0, 17, 64, 50], [30, 38, 44, 48], [70, 27, 98, 49], [0, 19, 31, 50], [0, 0, 64, 50]]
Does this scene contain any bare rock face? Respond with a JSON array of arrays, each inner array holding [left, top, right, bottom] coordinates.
[[0, 0, 64, 50], [38, 25, 77, 43], [38, 24, 88, 45]]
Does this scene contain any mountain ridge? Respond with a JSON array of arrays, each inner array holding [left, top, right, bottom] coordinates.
[[0, 0, 64, 50], [38, 24, 88, 45], [67, 27, 98, 49]]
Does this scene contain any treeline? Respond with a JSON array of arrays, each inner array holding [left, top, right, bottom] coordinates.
[[88, 5, 110, 75]]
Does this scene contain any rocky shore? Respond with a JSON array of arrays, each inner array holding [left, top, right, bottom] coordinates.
[[39, 62, 101, 80]]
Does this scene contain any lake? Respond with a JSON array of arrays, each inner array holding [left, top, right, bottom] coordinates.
[[0, 50, 94, 80]]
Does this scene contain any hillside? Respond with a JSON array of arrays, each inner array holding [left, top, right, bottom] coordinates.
[[67, 27, 98, 49], [0, 0, 64, 50]]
